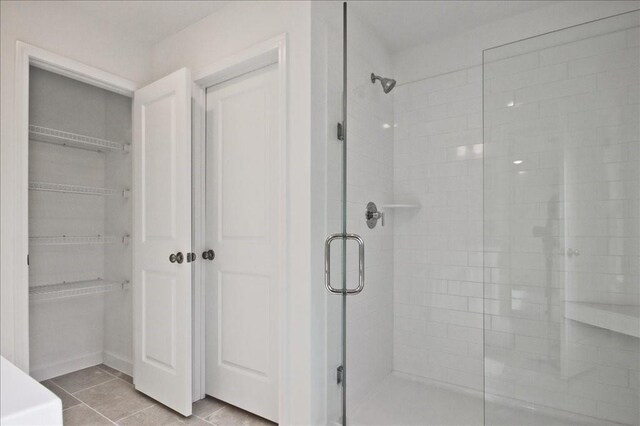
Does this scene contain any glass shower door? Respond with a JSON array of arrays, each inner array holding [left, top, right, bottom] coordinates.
[[323, 3, 395, 424], [483, 10, 640, 425], [320, 2, 348, 424], [327, 2, 488, 424]]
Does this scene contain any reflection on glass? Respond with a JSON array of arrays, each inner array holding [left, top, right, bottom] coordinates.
[[484, 11, 639, 426]]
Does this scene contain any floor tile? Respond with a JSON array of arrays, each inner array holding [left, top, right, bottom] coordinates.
[[41, 380, 82, 410], [63, 404, 113, 426], [118, 404, 210, 425], [205, 405, 274, 426], [192, 396, 226, 418], [97, 364, 133, 384], [74, 377, 155, 422], [52, 366, 115, 394]]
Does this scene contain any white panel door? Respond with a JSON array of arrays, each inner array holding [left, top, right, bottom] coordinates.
[[133, 68, 192, 416], [205, 64, 281, 422]]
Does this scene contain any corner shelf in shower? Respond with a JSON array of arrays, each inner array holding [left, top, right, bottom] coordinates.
[[382, 204, 421, 209], [29, 125, 130, 153], [30, 181, 129, 197], [565, 302, 640, 338], [29, 279, 130, 301]]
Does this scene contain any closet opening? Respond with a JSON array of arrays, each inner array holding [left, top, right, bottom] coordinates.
[[27, 65, 134, 382]]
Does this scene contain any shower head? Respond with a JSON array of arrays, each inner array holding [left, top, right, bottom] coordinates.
[[371, 73, 396, 94]]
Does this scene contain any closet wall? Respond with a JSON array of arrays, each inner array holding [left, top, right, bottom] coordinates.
[[28, 67, 132, 379]]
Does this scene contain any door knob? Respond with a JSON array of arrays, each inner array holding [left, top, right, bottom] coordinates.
[[202, 249, 215, 260], [169, 252, 184, 264], [186, 252, 196, 262]]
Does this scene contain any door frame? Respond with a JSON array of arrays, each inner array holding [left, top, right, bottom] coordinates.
[[190, 33, 288, 420], [5, 41, 138, 371]]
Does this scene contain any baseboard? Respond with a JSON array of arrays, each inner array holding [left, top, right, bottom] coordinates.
[[30, 351, 103, 381], [102, 350, 133, 377]]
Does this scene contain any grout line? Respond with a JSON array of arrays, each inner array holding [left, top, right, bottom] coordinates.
[[114, 403, 158, 424], [63, 370, 156, 425], [193, 404, 226, 423], [96, 364, 118, 374], [52, 366, 119, 395], [76, 402, 118, 425], [96, 364, 134, 385], [114, 375, 134, 386], [45, 381, 82, 411], [71, 377, 118, 395]]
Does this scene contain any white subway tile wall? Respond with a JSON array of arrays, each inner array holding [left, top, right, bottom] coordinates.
[[483, 22, 639, 425], [392, 64, 486, 393]]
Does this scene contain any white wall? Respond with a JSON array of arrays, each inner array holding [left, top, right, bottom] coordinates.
[[1, 0, 151, 370], [150, 2, 314, 423]]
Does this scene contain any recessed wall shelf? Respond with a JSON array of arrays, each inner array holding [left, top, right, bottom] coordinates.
[[29, 279, 130, 301], [29, 235, 118, 246], [565, 302, 640, 338], [382, 204, 421, 209], [29, 125, 129, 153], [29, 181, 128, 197]]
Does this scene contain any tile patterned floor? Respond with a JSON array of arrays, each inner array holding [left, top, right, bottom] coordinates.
[[42, 365, 275, 425]]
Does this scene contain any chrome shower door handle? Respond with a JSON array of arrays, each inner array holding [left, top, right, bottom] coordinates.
[[324, 233, 365, 295]]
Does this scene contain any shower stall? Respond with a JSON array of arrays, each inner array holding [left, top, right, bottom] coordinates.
[[317, 3, 640, 425]]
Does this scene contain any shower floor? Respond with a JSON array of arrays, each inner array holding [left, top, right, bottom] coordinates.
[[349, 374, 617, 426], [349, 374, 482, 425]]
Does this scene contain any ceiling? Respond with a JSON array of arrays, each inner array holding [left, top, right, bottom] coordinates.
[[350, 1, 555, 51], [66, 1, 554, 50], [69, 1, 230, 45]]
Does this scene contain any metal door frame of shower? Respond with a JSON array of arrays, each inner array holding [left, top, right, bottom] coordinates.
[[340, 2, 348, 424]]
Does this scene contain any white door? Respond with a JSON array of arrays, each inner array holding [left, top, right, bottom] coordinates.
[[205, 64, 281, 422], [133, 68, 193, 416]]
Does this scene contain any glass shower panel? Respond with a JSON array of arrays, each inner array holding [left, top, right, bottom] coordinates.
[[483, 11, 640, 426], [311, 1, 345, 424], [343, 5, 396, 424]]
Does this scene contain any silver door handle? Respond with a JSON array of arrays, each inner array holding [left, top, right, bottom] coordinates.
[[324, 233, 365, 295]]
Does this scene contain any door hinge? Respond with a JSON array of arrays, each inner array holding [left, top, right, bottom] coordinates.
[[27, 254, 29, 266], [337, 365, 344, 385], [337, 122, 344, 141]]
